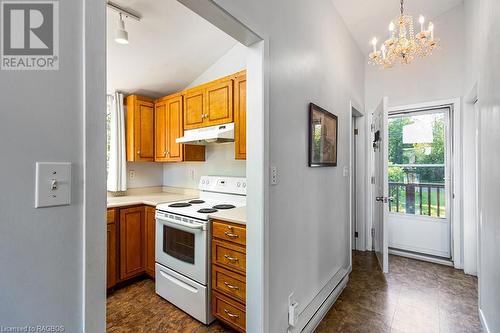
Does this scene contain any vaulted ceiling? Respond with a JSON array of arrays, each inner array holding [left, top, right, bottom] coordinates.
[[331, 0, 464, 53], [107, 0, 237, 97]]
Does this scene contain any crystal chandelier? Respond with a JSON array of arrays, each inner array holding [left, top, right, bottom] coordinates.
[[369, 0, 438, 69]]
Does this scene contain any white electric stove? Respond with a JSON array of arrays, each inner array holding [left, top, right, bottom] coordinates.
[[155, 176, 246, 324]]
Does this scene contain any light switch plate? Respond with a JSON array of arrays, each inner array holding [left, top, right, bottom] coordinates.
[[35, 162, 71, 208]]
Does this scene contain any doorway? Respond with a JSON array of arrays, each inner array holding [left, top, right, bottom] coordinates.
[[387, 106, 452, 259]]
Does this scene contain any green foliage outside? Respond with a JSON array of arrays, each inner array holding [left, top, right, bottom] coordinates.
[[387, 113, 446, 218]]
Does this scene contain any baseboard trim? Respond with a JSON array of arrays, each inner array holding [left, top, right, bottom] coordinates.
[[298, 270, 349, 333], [479, 308, 491, 333], [389, 248, 453, 267]]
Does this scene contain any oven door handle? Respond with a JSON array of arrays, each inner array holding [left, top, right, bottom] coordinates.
[[157, 217, 205, 231]]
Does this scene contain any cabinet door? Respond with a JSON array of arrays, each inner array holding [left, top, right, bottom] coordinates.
[[107, 222, 117, 288], [234, 73, 246, 160], [205, 79, 234, 127], [166, 96, 183, 162], [119, 206, 146, 280], [184, 88, 205, 130], [154, 101, 168, 161], [145, 206, 156, 278], [136, 101, 155, 161]]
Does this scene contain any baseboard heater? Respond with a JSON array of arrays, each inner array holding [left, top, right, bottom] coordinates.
[[287, 267, 349, 333]]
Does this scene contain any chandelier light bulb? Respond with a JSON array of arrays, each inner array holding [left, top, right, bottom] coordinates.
[[429, 22, 434, 39], [389, 22, 395, 32], [371, 37, 378, 52], [419, 15, 425, 32]]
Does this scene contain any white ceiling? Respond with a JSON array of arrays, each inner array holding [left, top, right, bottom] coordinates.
[[107, 0, 237, 97], [331, 0, 464, 53]]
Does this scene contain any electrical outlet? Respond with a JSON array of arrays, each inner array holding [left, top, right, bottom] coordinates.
[[129, 170, 136, 180], [270, 166, 278, 185], [188, 168, 195, 180]]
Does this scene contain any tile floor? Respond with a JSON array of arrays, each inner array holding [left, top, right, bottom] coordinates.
[[107, 251, 483, 333], [315, 251, 483, 333]]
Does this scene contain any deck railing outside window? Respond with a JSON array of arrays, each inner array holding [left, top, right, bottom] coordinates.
[[388, 181, 446, 218]]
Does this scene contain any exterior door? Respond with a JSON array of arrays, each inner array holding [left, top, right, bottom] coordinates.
[[373, 97, 389, 273], [387, 107, 451, 258]]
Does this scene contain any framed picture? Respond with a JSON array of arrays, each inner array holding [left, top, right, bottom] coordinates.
[[309, 103, 338, 167]]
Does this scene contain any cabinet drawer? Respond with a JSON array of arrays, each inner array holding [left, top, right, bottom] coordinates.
[[212, 220, 246, 247], [212, 291, 245, 332], [107, 209, 115, 224], [212, 240, 246, 274], [212, 264, 246, 303]]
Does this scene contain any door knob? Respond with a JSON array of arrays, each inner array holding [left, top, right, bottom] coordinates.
[[375, 196, 384, 202]]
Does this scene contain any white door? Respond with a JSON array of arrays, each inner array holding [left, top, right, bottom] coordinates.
[[373, 97, 389, 273], [387, 107, 451, 258]]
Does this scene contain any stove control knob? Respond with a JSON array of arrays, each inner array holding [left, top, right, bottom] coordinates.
[[237, 182, 241, 187], [243, 183, 246, 188], [202, 180, 205, 184]]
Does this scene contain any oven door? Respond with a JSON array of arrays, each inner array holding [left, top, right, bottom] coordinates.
[[155, 211, 207, 285]]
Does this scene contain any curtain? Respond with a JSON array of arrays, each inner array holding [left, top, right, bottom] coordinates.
[[107, 92, 127, 192]]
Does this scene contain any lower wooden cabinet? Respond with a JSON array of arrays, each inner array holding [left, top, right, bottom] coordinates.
[[107, 205, 156, 288], [145, 206, 156, 278], [107, 209, 117, 289], [119, 206, 146, 281], [211, 219, 246, 332]]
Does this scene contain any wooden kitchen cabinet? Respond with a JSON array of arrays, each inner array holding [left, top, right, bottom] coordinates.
[[155, 94, 205, 162], [107, 209, 117, 289], [144, 206, 156, 278], [233, 71, 246, 160], [183, 75, 234, 130], [211, 219, 247, 332], [119, 206, 146, 280], [184, 87, 205, 130], [126, 95, 155, 162], [205, 78, 234, 127]]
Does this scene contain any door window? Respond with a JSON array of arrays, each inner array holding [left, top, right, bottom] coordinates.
[[163, 226, 195, 264], [388, 109, 448, 218]]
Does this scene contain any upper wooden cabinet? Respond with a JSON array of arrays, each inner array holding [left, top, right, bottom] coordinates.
[[126, 95, 155, 162], [183, 76, 234, 130], [233, 72, 246, 160], [184, 88, 205, 130], [155, 93, 206, 162]]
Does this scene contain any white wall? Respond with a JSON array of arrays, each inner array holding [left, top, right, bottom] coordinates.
[[0, 1, 91, 331], [365, 4, 465, 111], [127, 162, 164, 188], [474, 0, 500, 331], [162, 43, 247, 189], [185, 43, 247, 88], [163, 144, 246, 188], [213, 0, 365, 331]]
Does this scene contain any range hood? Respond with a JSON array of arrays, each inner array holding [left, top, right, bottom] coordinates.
[[176, 123, 234, 145]]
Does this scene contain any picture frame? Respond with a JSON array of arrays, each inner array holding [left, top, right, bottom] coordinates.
[[308, 103, 338, 167]]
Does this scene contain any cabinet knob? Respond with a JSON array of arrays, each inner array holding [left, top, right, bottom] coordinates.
[[163, 151, 167, 157], [137, 150, 141, 155]]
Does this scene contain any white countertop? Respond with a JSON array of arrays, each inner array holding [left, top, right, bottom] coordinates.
[[107, 187, 198, 208], [208, 206, 246, 225]]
